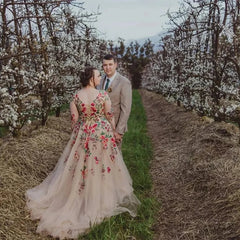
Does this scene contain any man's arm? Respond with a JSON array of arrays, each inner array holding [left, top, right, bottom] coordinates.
[[115, 80, 132, 134]]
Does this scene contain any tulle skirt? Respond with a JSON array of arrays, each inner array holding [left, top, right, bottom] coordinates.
[[26, 120, 140, 239]]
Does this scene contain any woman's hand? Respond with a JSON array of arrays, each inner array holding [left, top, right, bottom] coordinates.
[[114, 131, 123, 144]]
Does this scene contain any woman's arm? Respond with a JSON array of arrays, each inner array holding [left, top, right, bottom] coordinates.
[[70, 99, 79, 130], [104, 92, 116, 130]]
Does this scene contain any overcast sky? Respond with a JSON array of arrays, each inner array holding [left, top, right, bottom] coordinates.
[[83, 0, 181, 41]]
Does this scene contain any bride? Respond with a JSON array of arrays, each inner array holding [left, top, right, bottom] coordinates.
[[25, 66, 140, 239]]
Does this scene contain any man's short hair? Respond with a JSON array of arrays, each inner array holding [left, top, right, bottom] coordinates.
[[103, 54, 117, 63]]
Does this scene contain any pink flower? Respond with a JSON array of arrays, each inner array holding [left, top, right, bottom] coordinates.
[[94, 156, 99, 164]]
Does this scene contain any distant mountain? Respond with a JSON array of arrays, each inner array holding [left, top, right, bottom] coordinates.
[[126, 30, 169, 52]]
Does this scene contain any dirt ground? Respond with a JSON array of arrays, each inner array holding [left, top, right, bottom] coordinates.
[[140, 89, 240, 240]]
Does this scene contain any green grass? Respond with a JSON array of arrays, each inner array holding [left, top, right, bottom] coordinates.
[[79, 90, 159, 240], [0, 126, 8, 138], [49, 103, 69, 116]]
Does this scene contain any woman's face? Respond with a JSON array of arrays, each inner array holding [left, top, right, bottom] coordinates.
[[93, 70, 101, 86]]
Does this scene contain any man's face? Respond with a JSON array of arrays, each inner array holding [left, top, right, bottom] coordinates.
[[102, 59, 117, 78]]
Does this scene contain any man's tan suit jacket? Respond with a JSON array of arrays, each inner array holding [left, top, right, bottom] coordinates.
[[100, 72, 132, 134]]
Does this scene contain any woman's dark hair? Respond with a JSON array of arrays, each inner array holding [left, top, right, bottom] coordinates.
[[80, 67, 97, 87]]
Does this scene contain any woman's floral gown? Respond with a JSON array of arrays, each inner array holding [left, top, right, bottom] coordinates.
[[25, 90, 140, 239]]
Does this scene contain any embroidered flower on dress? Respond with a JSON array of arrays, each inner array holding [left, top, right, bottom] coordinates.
[[94, 156, 99, 164], [110, 154, 115, 161]]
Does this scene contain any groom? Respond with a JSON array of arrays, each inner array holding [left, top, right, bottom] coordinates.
[[100, 54, 132, 148]]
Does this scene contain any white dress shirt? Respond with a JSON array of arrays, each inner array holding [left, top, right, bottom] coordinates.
[[104, 71, 117, 90]]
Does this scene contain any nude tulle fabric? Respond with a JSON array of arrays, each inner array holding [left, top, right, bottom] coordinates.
[[25, 90, 140, 239]]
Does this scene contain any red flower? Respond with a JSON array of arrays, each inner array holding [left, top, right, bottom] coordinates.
[[91, 107, 97, 112], [91, 103, 95, 106], [107, 167, 111, 173], [81, 169, 87, 179]]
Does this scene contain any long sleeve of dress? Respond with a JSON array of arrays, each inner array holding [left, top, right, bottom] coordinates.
[[104, 92, 116, 130], [70, 97, 79, 130]]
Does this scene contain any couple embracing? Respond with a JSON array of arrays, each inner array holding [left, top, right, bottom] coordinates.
[[25, 54, 140, 239]]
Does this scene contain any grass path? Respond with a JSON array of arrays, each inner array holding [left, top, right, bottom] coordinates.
[[79, 90, 158, 239]]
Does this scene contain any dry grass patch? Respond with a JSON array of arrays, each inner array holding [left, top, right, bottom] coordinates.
[[140, 89, 240, 240], [0, 112, 71, 240]]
